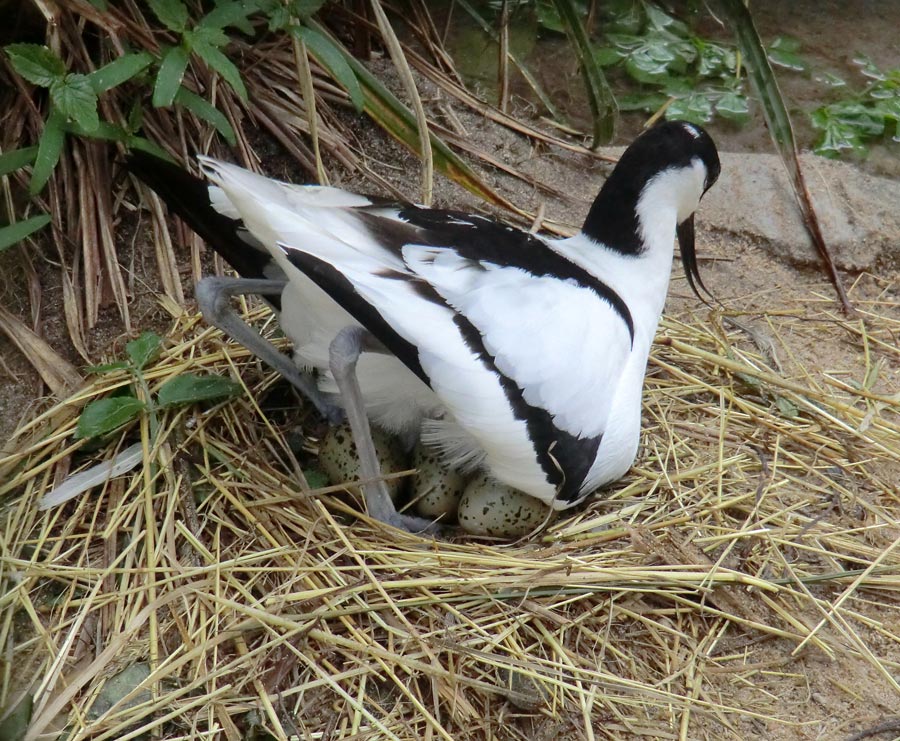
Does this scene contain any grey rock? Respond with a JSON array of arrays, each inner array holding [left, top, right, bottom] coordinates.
[[700, 152, 900, 271]]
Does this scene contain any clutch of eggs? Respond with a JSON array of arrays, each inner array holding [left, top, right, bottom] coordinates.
[[318, 422, 551, 537]]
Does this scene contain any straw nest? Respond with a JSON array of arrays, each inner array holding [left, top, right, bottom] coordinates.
[[2, 281, 899, 741]]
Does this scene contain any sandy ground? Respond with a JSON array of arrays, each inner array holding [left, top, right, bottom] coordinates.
[[2, 64, 899, 739]]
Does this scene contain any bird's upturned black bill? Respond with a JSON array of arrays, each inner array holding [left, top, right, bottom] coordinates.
[[677, 215, 712, 302]]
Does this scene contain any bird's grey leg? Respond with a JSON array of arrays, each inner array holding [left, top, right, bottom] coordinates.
[[329, 326, 440, 534], [195, 276, 342, 423]]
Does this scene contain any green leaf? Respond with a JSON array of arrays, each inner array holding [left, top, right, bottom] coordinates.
[[697, 42, 738, 78], [644, 4, 690, 37], [0, 214, 51, 252], [616, 91, 666, 112], [0, 146, 38, 177], [50, 73, 99, 131], [666, 92, 714, 125], [593, 46, 625, 67], [0, 692, 32, 741], [5, 44, 65, 87], [293, 26, 364, 112], [174, 87, 236, 145], [815, 71, 846, 89], [715, 91, 751, 123], [602, 0, 643, 34], [190, 38, 248, 101], [153, 45, 191, 107], [188, 24, 230, 48], [76, 396, 146, 439], [126, 331, 162, 370], [147, 0, 189, 32], [30, 108, 66, 195], [157, 374, 242, 408], [201, 1, 256, 31], [290, 0, 328, 19], [766, 38, 809, 73], [65, 120, 130, 142], [775, 396, 799, 419], [304, 468, 330, 489], [88, 52, 154, 93], [127, 136, 175, 160]]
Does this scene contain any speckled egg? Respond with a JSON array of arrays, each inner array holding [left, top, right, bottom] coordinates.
[[318, 422, 408, 502], [410, 444, 466, 521], [457, 473, 551, 537]]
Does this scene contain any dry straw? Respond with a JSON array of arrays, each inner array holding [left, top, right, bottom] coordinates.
[[1, 284, 899, 740]]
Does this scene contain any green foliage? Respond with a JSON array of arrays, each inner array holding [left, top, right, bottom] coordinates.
[[586, 1, 753, 126], [1, 1, 364, 251], [810, 57, 900, 157], [76, 331, 242, 440], [526, 1, 819, 130], [0, 693, 32, 741], [157, 374, 242, 407]]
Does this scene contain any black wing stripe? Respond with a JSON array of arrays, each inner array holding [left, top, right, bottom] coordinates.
[[281, 249, 429, 383], [451, 315, 601, 503], [358, 208, 635, 344]]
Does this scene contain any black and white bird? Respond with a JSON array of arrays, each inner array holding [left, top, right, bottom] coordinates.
[[127, 120, 720, 532]]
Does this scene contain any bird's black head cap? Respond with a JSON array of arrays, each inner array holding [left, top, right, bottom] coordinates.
[[582, 120, 720, 256]]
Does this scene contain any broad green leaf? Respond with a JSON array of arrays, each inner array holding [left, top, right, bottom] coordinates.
[[76, 396, 146, 439], [88, 52, 154, 93], [157, 374, 242, 407], [201, 1, 256, 31], [593, 46, 624, 67], [50, 73, 99, 131], [617, 91, 666, 112], [0, 692, 32, 741], [188, 24, 229, 48], [775, 396, 799, 419], [0, 146, 38, 177], [153, 45, 191, 107], [602, 0, 643, 34], [174, 87, 236, 144], [852, 54, 885, 81], [291, 0, 327, 19], [666, 92, 714, 124], [644, 4, 690, 37], [127, 135, 176, 160], [126, 331, 162, 370], [697, 42, 737, 77], [89, 664, 152, 720], [815, 71, 846, 89], [293, 26, 363, 111], [65, 120, 129, 142], [147, 0, 189, 32], [767, 45, 809, 73], [5, 44, 65, 87], [190, 39, 248, 101], [0, 214, 51, 252], [30, 109, 66, 195], [715, 91, 751, 123], [304, 468, 330, 489]]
